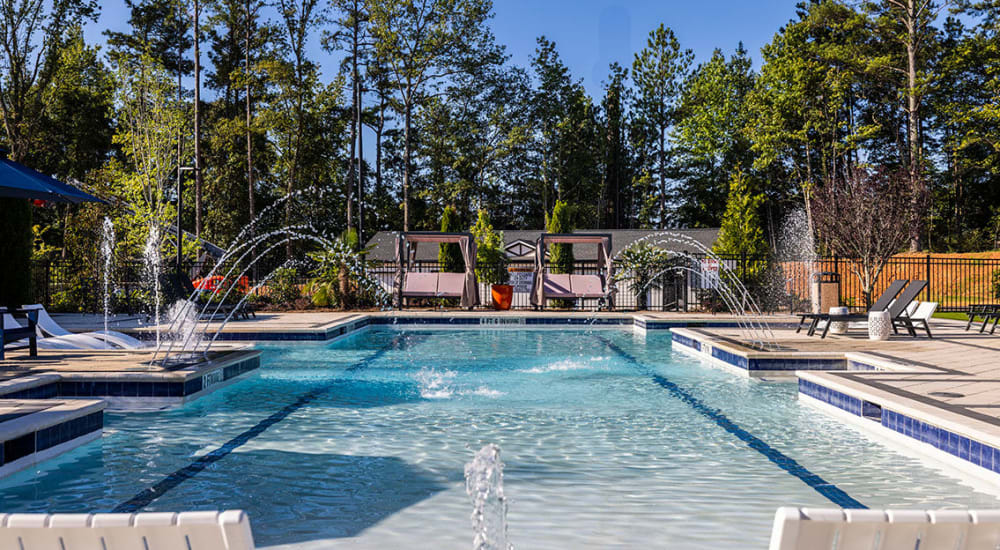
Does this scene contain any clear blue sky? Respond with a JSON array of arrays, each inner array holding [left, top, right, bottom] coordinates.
[[84, 0, 803, 99], [491, 0, 801, 97]]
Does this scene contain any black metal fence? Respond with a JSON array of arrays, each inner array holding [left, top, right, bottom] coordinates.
[[29, 253, 1000, 313]]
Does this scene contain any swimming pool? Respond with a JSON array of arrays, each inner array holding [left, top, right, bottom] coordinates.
[[2, 328, 998, 549]]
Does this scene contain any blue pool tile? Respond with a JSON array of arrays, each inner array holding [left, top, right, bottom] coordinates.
[[967, 441, 979, 466]]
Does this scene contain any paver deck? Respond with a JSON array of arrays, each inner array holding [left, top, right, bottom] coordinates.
[[689, 319, 1000, 445]]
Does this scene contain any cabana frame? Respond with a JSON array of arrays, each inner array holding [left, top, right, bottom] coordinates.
[[530, 233, 615, 310], [394, 232, 479, 309]]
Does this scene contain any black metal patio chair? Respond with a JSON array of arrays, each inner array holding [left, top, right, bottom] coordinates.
[[796, 279, 908, 336]]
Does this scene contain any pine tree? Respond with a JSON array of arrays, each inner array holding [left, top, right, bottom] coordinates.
[[438, 205, 464, 272], [368, 0, 500, 231], [632, 24, 693, 228], [547, 200, 574, 274], [713, 168, 768, 279]]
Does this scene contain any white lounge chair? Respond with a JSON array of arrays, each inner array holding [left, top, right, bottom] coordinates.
[[0, 510, 255, 549], [895, 301, 939, 338], [770, 507, 1000, 550], [3, 313, 110, 350], [22, 304, 144, 349]]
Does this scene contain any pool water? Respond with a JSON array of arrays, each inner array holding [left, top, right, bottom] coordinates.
[[2, 328, 998, 549]]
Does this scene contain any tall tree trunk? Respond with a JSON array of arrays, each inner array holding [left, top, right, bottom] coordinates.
[[804, 141, 815, 238], [357, 71, 365, 242], [245, 0, 255, 230], [193, 0, 203, 239], [906, 17, 922, 251], [403, 98, 411, 231], [374, 89, 384, 230], [658, 126, 666, 229], [176, 59, 184, 270], [346, 16, 358, 232]]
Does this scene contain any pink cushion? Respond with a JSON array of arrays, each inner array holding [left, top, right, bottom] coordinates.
[[403, 272, 438, 297], [436, 273, 465, 298], [570, 275, 604, 298], [543, 274, 574, 298]]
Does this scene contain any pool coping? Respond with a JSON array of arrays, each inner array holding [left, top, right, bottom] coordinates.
[[798, 370, 1000, 482], [668, 327, 851, 377], [182, 312, 799, 342]]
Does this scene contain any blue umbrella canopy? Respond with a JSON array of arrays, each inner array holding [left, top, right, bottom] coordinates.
[[0, 150, 106, 204]]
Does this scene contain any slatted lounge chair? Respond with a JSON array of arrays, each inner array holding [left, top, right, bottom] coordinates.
[[530, 233, 616, 310], [796, 279, 907, 335], [394, 232, 480, 309], [819, 280, 927, 338], [0, 307, 37, 360], [769, 507, 1000, 550], [0, 510, 255, 549], [894, 301, 939, 338], [22, 304, 144, 349], [4, 312, 112, 351]]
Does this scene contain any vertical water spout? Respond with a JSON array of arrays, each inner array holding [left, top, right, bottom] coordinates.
[[101, 217, 115, 339], [143, 225, 162, 348], [465, 444, 513, 550]]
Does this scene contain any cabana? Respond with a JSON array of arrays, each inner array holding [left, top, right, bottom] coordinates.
[[530, 233, 615, 310], [394, 232, 479, 309]]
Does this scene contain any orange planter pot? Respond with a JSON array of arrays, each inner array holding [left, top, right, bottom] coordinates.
[[491, 284, 513, 310]]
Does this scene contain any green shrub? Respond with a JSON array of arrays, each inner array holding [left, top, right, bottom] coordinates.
[[269, 267, 302, 306], [308, 230, 377, 309], [615, 242, 677, 310], [471, 210, 508, 285], [713, 168, 769, 284], [992, 268, 1000, 300]]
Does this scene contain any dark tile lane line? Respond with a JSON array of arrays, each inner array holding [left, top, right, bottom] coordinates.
[[597, 335, 866, 509], [112, 333, 420, 513]]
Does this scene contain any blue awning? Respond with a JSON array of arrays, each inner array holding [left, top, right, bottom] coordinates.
[[0, 152, 106, 204]]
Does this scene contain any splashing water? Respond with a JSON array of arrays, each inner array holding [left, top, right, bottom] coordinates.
[[164, 300, 202, 355], [607, 231, 778, 350], [415, 367, 457, 399], [150, 225, 392, 365], [775, 209, 818, 310], [143, 224, 162, 348], [101, 217, 115, 338], [465, 444, 512, 550]]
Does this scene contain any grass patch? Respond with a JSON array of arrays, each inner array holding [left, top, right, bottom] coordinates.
[[933, 312, 969, 321]]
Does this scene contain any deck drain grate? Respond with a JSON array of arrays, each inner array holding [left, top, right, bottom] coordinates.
[[929, 391, 964, 398]]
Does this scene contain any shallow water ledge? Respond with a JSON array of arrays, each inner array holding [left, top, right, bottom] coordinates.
[[669, 327, 849, 377], [0, 398, 104, 479], [0, 349, 262, 411]]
